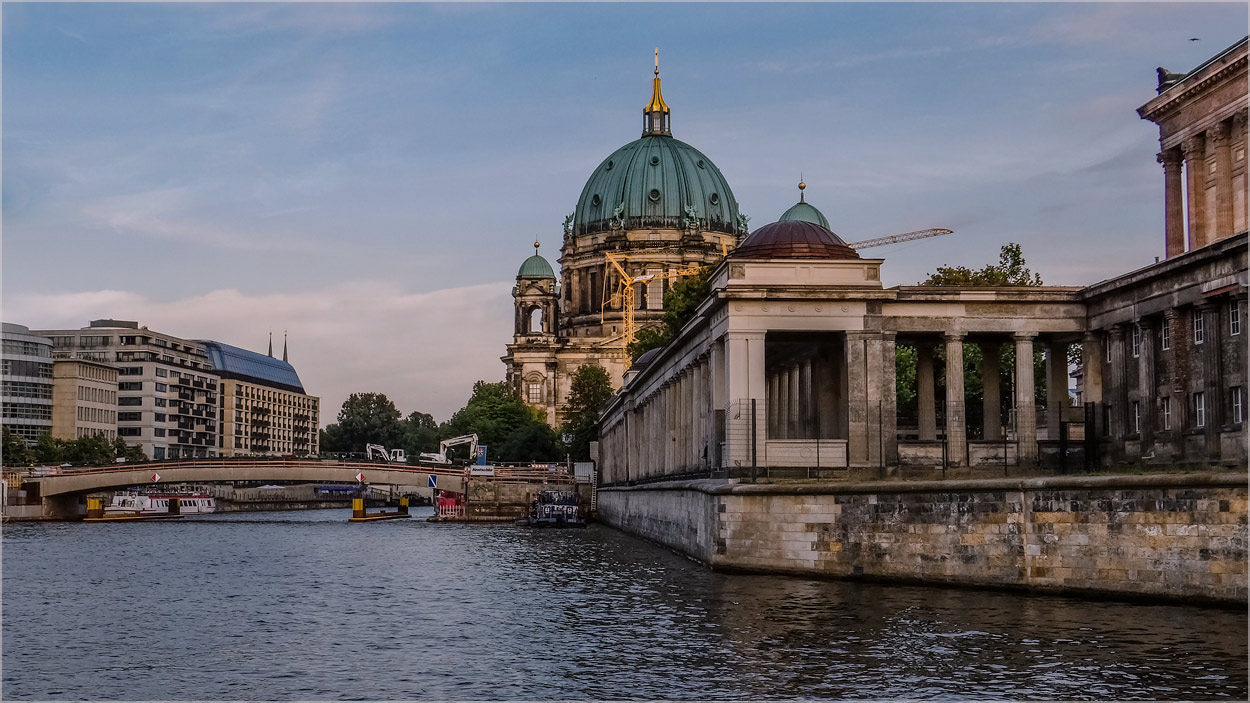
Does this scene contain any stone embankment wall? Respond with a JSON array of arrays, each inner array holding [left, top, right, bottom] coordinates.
[[597, 473, 1247, 604]]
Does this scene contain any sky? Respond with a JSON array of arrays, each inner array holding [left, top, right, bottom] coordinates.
[[4, 2, 1247, 424]]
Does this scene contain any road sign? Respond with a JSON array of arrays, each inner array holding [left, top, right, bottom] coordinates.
[[469, 465, 495, 477], [151, 472, 160, 482], [355, 472, 364, 482], [428, 474, 437, 488]]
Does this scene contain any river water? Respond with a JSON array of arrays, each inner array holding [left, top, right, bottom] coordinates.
[[3, 507, 1246, 700]]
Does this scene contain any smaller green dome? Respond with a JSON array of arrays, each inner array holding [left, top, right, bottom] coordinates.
[[518, 253, 555, 279], [779, 181, 830, 229], [779, 202, 830, 229]]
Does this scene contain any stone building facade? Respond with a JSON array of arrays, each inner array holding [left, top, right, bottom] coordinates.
[[597, 39, 1249, 482], [503, 64, 746, 426], [1140, 37, 1247, 258], [51, 358, 118, 441], [1, 323, 55, 445]]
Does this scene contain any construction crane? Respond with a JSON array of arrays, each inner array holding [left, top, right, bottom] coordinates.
[[845, 228, 952, 250], [418, 434, 479, 465], [601, 251, 704, 350]]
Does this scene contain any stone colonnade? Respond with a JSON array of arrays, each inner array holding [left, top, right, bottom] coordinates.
[[1157, 111, 1247, 258]]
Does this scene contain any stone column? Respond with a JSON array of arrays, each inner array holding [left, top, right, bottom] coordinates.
[[726, 332, 765, 467], [1198, 303, 1222, 461], [1080, 332, 1104, 404], [846, 332, 869, 465], [1159, 148, 1186, 258], [1108, 324, 1128, 451], [881, 332, 898, 467], [1015, 333, 1038, 464], [1046, 340, 1068, 442], [982, 341, 1002, 441], [1182, 135, 1209, 251], [767, 373, 779, 438], [1212, 120, 1235, 242], [788, 365, 801, 439], [800, 359, 813, 438], [945, 333, 966, 467], [916, 341, 937, 441], [1137, 319, 1155, 450]]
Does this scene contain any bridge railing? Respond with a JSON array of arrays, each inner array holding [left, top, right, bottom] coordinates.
[[22, 458, 575, 484]]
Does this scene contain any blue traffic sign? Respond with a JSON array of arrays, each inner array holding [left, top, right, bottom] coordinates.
[[428, 474, 437, 488]]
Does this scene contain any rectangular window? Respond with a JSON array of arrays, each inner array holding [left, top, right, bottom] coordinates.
[[1132, 401, 1141, 434], [1194, 312, 1205, 345], [527, 382, 542, 404], [153, 447, 165, 460], [155, 383, 167, 392], [117, 427, 141, 437], [118, 381, 143, 391], [154, 397, 167, 408], [155, 367, 168, 377], [1233, 387, 1244, 425], [117, 396, 142, 407], [154, 413, 166, 422], [1131, 325, 1141, 358], [1161, 316, 1171, 350], [1232, 304, 1241, 337], [153, 428, 166, 437], [1195, 392, 1206, 428], [1162, 397, 1171, 430], [117, 412, 143, 422], [118, 367, 143, 376]]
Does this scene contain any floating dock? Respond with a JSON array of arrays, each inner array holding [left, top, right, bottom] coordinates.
[[348, 497, 413, 523]]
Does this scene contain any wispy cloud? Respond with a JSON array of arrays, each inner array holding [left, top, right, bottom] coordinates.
[[9, 281, 515, 423]]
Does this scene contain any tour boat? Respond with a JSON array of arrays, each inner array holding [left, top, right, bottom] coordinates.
[[105, 487, 216, 516], [527, 489, 586, 528]]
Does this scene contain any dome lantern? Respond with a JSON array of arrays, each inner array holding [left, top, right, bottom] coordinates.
[[643, 48, 671, 137]]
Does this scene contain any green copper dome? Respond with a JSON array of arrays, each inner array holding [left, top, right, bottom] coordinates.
[[779, 201, 830, 229], [518, 252, 556, 279], [778, 182, 830, 229], [573, 135, 742, 237]]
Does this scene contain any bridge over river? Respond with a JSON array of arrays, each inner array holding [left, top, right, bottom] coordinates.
[[5, 458, 571, 520]]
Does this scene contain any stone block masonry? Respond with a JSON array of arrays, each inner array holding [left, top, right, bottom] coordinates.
[[597, 472, 1247, 604]]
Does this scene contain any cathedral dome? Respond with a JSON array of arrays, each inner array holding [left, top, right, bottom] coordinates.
[[572, 64, 742, 237], [517, 242, 556, 279], [729, 220, 860, 261]]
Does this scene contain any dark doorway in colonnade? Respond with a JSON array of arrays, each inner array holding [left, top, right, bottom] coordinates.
[[764, 332, 847, 441]]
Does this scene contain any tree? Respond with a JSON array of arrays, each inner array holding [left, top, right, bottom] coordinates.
[[560, 364, 615, 461], [441, 381, 559, 462], [112, 437, 147, 463], [398, 411, 440, 458], [332, 392, 403, 453], [626, 265, 716, 363], [921, 243, 1043, 287], [2, 428, 33, 466]]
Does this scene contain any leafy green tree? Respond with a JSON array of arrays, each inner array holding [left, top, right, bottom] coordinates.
[[921, 243, 1044, 286], [32, 435, 64, 464], [112, 437, 147, 463], [332, 392, 403, 453], [441, 381, 560, 462], [560, 364, 615, 461], [2, 428, 33, 466], [398, 411, 440, 458]]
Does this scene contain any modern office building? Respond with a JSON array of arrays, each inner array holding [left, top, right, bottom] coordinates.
[[35, 320, 219, 460], [202, 339, 320, 457], [1, 323, 55, 445], [51, 358, 118, 441]]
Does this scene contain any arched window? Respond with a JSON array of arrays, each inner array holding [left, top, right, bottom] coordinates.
[[529, 307, 544, 333]]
